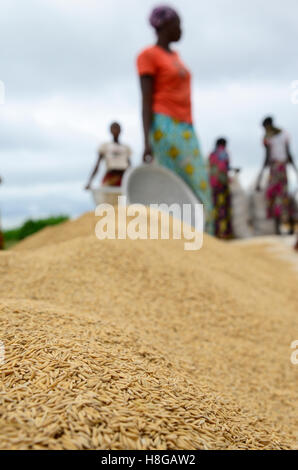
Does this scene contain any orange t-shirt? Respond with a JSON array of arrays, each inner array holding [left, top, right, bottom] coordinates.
[[137, 45, 192, 124]]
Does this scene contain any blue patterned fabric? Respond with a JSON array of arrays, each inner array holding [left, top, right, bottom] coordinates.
[[150, 113, 214, 234]]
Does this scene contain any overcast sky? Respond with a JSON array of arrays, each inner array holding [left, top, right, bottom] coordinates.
[[1, 0, 297, 228]]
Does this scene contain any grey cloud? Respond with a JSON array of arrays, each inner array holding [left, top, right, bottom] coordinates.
[[1, 0, 297, 98], [1, 184, 93, 229], [0, 113, 94, 152]]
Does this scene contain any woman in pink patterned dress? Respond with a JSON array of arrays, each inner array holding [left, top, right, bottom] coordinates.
[[209, 138, 233, 239], [257, 117, 298, 235]]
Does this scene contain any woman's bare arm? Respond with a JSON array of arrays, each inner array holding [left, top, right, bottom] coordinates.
[[85, 154, 103, 190], [256, 145, 270, 190], [286, 143, 298, 176], [140, 75, 154, 162]]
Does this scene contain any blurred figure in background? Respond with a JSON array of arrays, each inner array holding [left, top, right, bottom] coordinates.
[[136, 5, 214, 234], [257, 117, 298, 235], [85, 122, 131, 190], [209, 138, 233, 239]]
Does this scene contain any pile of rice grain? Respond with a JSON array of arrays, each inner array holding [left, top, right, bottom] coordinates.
[[1, 211, 297, 450]]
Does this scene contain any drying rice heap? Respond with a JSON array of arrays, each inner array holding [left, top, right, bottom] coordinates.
[[1, 210, 298, 450]]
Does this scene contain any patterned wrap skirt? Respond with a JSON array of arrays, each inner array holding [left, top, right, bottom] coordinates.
[[266, 162, 293, 221], [150, 113, 214, 234], [102, 170, 125, 187], [211, 183, 233, 239]]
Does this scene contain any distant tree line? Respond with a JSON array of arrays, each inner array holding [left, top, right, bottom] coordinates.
[[3, 216, 69, 249]]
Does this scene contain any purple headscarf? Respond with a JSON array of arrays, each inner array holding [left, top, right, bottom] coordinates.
[[149, 5, 179, 30]]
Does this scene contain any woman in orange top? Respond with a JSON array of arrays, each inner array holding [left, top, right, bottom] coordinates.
[[136, 6, 213, 234]]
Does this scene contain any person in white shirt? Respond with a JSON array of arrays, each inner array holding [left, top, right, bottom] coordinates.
[[256, 116, 298, 235], [85, 122, 131, 189]]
